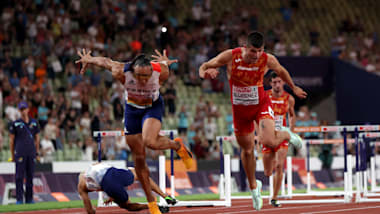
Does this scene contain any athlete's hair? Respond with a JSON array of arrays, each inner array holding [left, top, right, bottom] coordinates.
[[270, 71, 279, 81], [247, 31, 264, 48], [130, 54, 151, 72]]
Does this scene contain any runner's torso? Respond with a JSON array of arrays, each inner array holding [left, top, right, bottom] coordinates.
[[228, 47, 268, 106], [84, 163, 112, 191], [124, 62, 161, 109], [268, 90, 290, 129]]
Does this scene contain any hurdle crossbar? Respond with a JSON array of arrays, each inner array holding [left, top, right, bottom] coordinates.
[[294, 125, 380, 133]]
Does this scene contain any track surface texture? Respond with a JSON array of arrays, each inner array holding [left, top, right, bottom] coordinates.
[[4, 198, 380, 214]]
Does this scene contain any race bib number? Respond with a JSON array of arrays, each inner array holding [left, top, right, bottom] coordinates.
[[274, 115, 284, 130], [232, 85, 259, 105]]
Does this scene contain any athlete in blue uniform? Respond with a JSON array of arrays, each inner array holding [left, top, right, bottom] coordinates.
[[76, 49, 192, 214], [9, 101, 40, 204], [78, 163, 176, 214]]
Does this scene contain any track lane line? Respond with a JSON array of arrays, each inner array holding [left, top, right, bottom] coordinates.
[[217, 204, 340, 214], [300, 205, 380, 214]]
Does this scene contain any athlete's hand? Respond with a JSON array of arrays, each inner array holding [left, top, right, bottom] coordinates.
[[203, 68, 219, 79], [293, 86, 307, 99], [151, 49, 178, 66], [75, 49, 92, 75]]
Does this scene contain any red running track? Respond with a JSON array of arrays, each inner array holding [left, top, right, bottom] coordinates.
[[3, 198, 380, 214]]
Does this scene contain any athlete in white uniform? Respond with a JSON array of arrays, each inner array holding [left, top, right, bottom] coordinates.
[[76, 49, 193, 214], [78, 163, 176, 214]]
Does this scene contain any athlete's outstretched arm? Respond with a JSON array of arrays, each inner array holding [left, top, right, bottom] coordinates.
[[267, 54, 307, 99], [151, 49, 178, 85], [77, 173, 96, 214], [288, 95, 296, 131], [199, 49, 233, 79], [75, 49, 125, 83]]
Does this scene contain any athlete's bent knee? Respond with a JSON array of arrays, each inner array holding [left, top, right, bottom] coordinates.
[[260, 137, 276, 148], [264, 169, 273, 177], [241, 148, 254, 156], [275, 163, 284, 173], [144, 139, 156, 150]]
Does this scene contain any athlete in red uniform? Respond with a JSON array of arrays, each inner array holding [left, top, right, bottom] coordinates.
[[199, 32, 306, 210], [264, 72, 296, 207]]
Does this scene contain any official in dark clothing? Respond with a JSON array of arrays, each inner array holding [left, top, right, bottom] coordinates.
[[9, 101, 40, 204]]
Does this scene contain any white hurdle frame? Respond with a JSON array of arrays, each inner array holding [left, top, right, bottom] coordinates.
[[356, 132, 380, 202], [216, 135, 286, 200], [157, 130, 231, 207], [158, 154, 232, 207], [219, 125, 380, 204], [360, 132, 380, 194], [92, 130, 127, 207]]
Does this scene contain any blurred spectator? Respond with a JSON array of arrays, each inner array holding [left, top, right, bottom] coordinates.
[[164, 83, 176, 116], [187, 125, 197, 151], [193, 135, 209, 160], [65, 108, 79, 143], [80, 111, 91, 139], [0, 120, 4, 150], [37, 100, 49, 129], [40, 134, 55, 163], [178, 105, 189, 135], [309, 27, 320, 46], [115, 136, 130, 161], [0, 0, 379, 161], [274, 39, 287, 56], [201, 79, 213, 93], [308, 45, 322, 56], [206, 100, 220, 118], [209, 142, 221, 160], [290, 41, 302, 56], [204, 117, 217, 145], [82, 138, 95, 161], [5, 100, 20, 124], [9, 72, 20, 88], [44, 118, 61, 150], [226, 110, 234, 135]]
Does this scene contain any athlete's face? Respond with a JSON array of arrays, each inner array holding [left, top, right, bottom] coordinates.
[[271, 77, 284, 94], [133, 65, 153, 85], [244, 45, 264, 64], [20, 108, 29, 117]]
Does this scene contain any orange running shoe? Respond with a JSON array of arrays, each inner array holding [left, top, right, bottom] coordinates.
[[174, 137, 193, 169], [148, 201, 162, 214]]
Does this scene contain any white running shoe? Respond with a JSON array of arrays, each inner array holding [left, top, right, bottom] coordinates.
[[251, 180, 263, 211], [280, 126, 303, 149]]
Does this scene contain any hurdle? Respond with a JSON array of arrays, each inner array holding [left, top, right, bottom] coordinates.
[[359, 132, 380, 194], [158, 131, 232, 207], [215, 134, 351, 203], [218, 125, 380, 204], [356, 130, 380, 202], [216, 135, 285, 200], [92, 129, 180, 207], [92, 130, 126, 207], [286, 138, 353, 199], [278, 125, 380, 204]]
